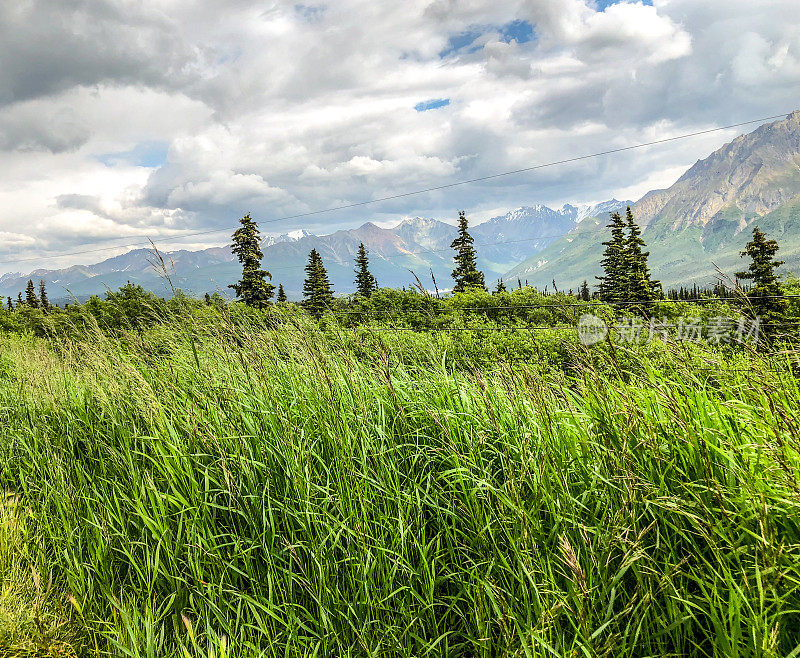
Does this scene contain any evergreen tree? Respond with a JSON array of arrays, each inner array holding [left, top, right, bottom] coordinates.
[[623, 207, 660, 302], [354, 242, 378, 297], [204, 292, 212, 305], [25, 279, 39, 308], [228, 213, 275, 308], [302, 249, 334, 316], [17, 292, 23, 307], [596, 212, 628, 302], [39, 280, 50, 312], [579, 280, 590, 302], [6, 297, 12, 311], [493, 279, 507, 294], [276, 284, 287, 303], [735, 226, 787, 329], [450, 211, 485, 293]]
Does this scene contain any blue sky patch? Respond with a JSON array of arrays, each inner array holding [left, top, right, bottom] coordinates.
[[414, 98, 450, 112], [594, 0, 652, 9], [439, 29, 484, 58], [96, 142, 168, 168], [499, 20, 535, 44], [440, 20, 535, 58]]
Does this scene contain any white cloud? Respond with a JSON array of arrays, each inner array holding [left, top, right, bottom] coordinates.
[[0, 0, 799, 271]]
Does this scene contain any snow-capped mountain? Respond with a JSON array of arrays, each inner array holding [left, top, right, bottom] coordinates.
[[262, 229, 315, 247], [569, 200, 632, 224]]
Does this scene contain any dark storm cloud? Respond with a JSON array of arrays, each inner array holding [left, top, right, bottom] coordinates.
[[0, 0, 196, 108]]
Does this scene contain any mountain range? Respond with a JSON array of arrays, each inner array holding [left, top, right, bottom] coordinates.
[[0, 201, 627, 302], [3, 111, 800, 302]]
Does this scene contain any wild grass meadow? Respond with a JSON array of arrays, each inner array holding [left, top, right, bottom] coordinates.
[[0, 293, 799, 656]]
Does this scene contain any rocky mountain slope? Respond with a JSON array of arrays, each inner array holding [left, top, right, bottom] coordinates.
[[508, 111, 800, 289]]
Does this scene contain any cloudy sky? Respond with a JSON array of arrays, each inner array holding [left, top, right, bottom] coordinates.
[[1, 0, 799, 273]]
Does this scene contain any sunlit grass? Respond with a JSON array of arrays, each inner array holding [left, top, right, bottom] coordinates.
[[0, 320, 798, 657]]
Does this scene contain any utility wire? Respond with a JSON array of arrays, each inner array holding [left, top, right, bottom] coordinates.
[[0, 111, 790, 269]]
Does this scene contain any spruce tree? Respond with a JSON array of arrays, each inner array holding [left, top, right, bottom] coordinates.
[[580, 280, 590, 302], [228, 213, 275, 308], [6, 297, 12, 311], [735, 226, 787, 329], [302, 249, 334, 316], [39, 280, 50, 312], [493, 279, 507, 294], [450, 211, 485, 293], [204, 292, 212, 305], [596, 212, 628, 302], [276, 284, 287, 303], [623, 207, 660, 303], [354, 242, 378, 297], [25, 279, 39, 308], [17, 292, 23, 307]]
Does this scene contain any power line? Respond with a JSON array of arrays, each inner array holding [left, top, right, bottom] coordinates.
[[0, 111, 790, 269]]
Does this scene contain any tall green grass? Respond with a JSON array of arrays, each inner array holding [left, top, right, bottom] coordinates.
[[0, 320, 799, 657]]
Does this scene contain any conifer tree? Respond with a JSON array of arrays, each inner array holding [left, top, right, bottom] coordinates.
[[354, 242, 378, 297], [623, 207, 660, 302], [579, 280, 590, 302], [228, 213, 275, 308], [735, 226, 787, 329], [596, 212, 628, 302], [25, 279, 39, 308], [39, 280, 50, 312], [450, 211, 485, 293], [204, 292, 212, 305], [17, 292, 23, 307], [6, 297, 12, 311], [276, 284, 287, 303], [302, 249, 334, 316], [493, 279, 507, 294]]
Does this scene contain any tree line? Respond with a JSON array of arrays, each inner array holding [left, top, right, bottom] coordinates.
[[227, 209, 486, 316], [7, 279, 52, 312], [8, 205, 790, 334], [227, 205, 788, 325]]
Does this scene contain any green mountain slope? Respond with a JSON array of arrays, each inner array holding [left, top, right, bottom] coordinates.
[[507, 111, 800, 289]]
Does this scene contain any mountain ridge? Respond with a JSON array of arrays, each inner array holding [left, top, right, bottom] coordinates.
[[0, 202, 629, 301], [4, 111, 800, 301], [508, 111, 800, 289]]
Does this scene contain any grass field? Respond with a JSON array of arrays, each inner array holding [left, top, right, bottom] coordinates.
[[0, 312, 799, 656]]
